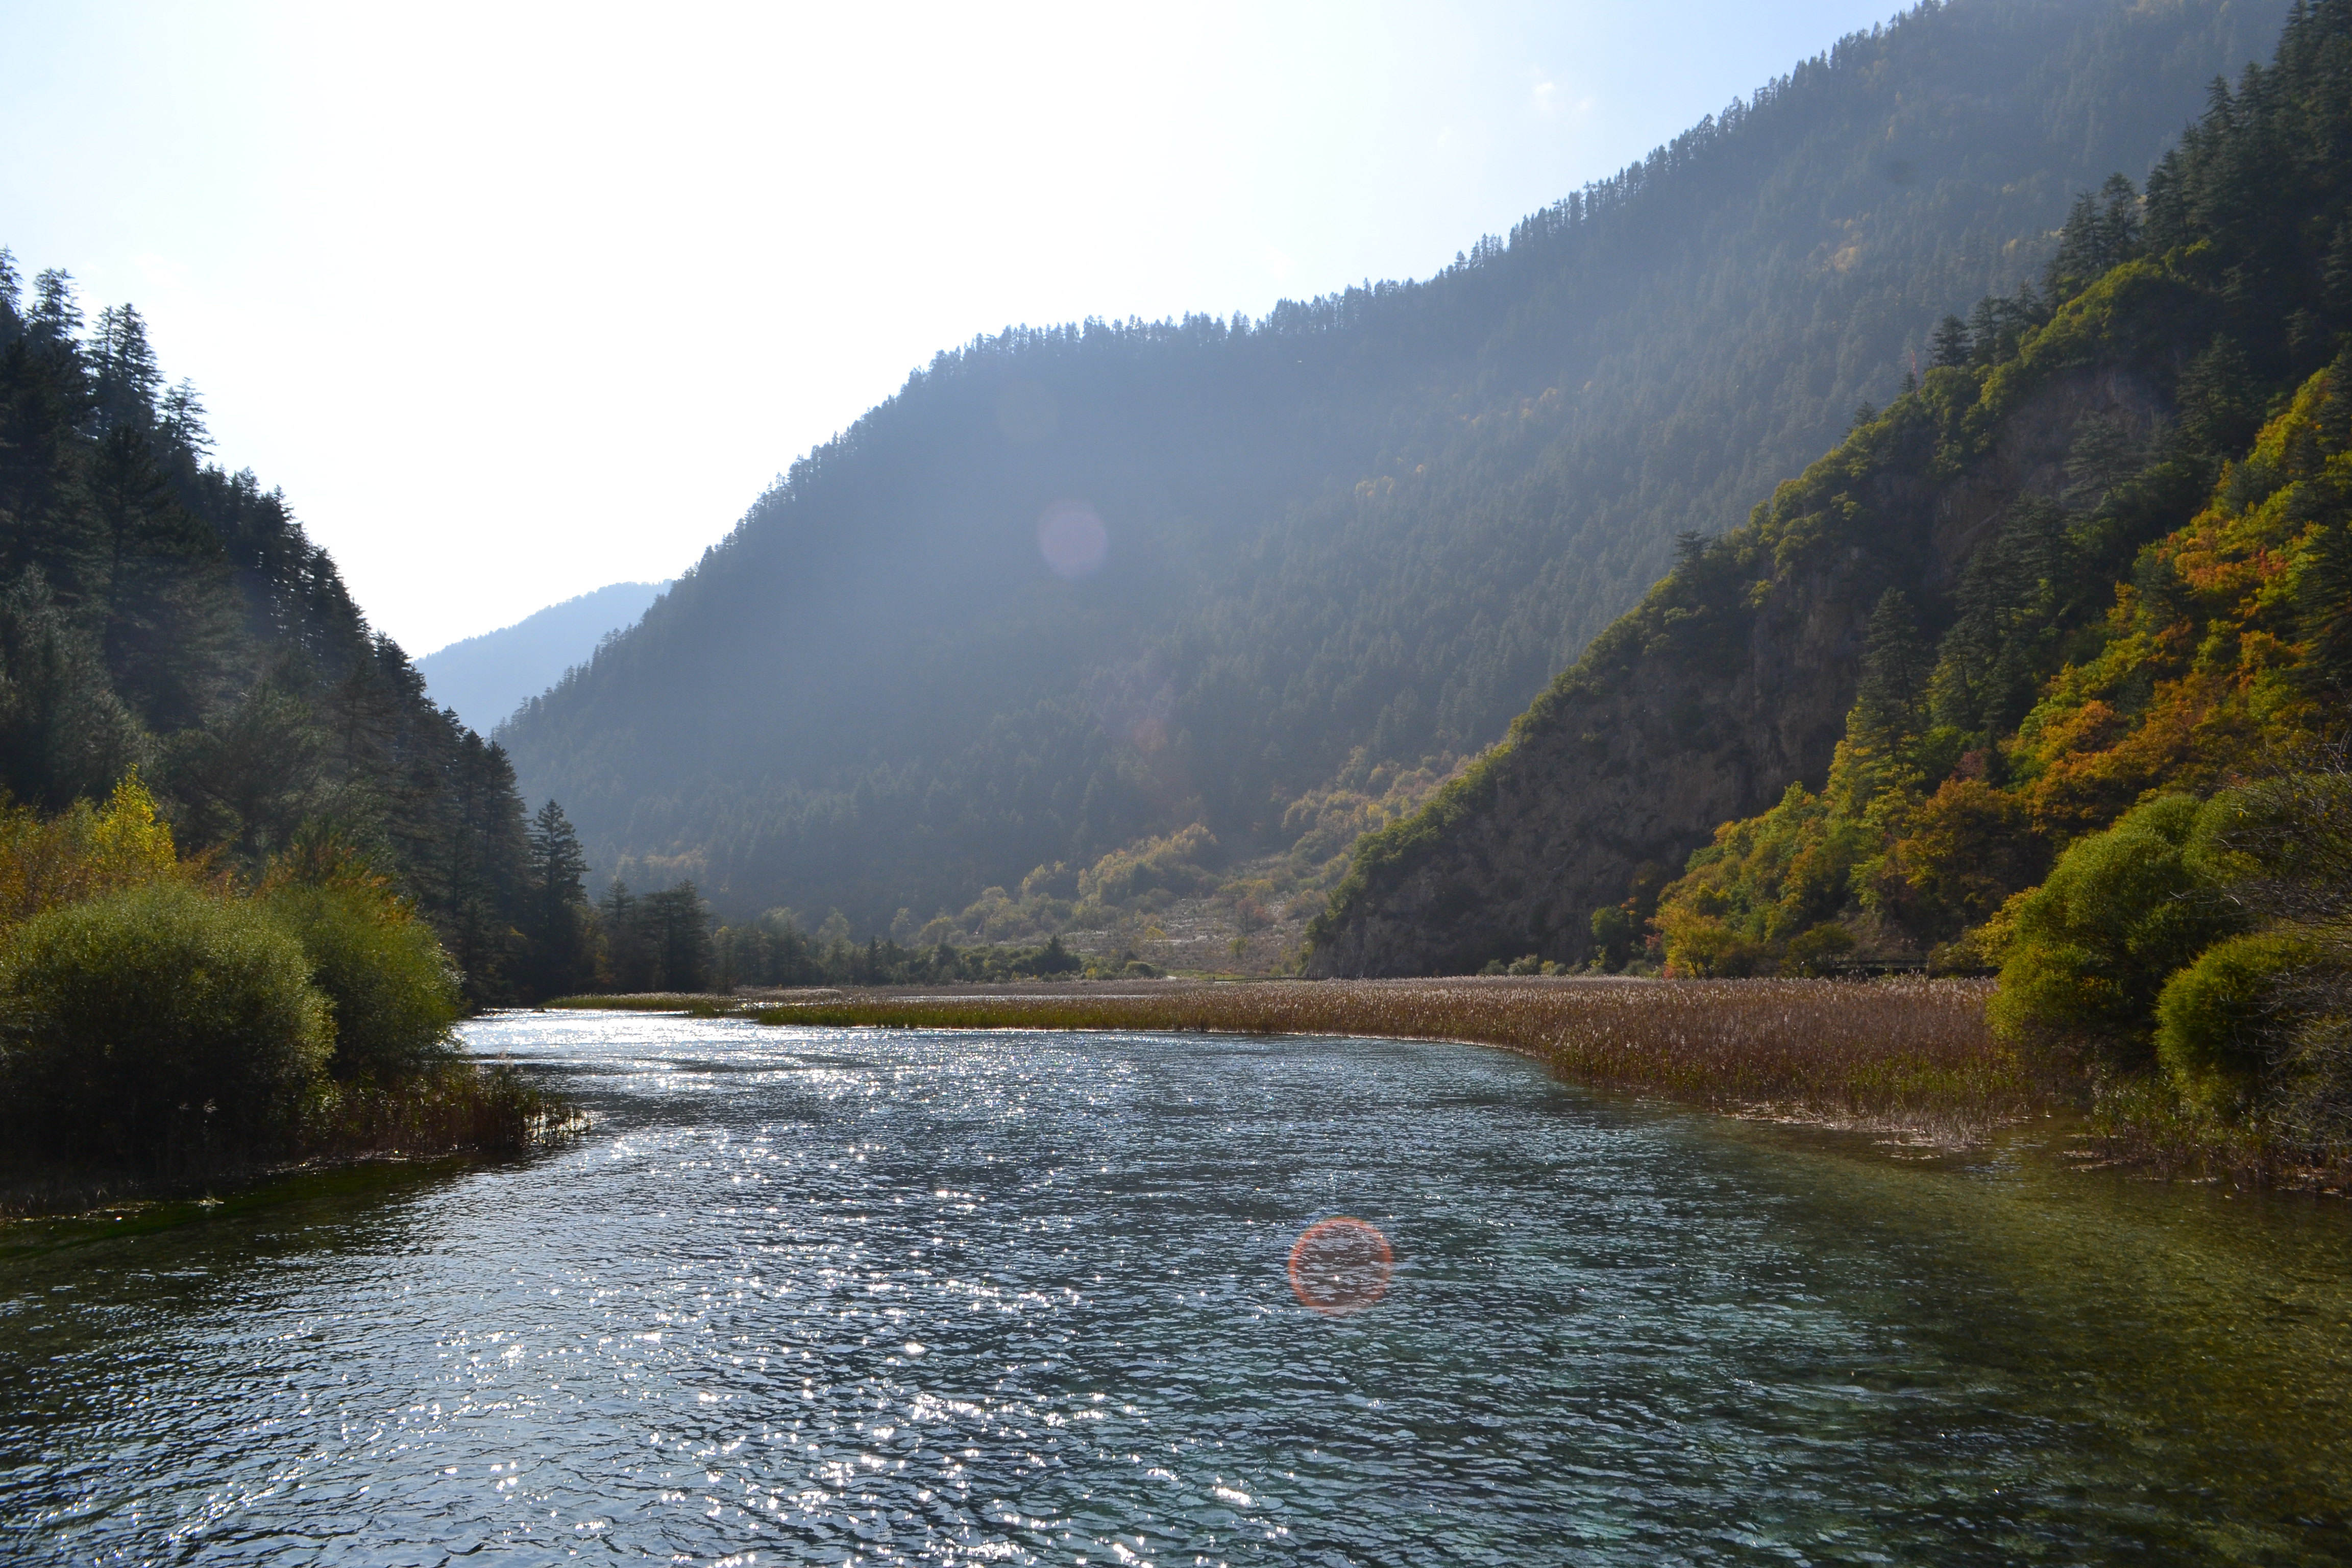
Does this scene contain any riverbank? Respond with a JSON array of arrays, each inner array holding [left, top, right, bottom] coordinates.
[[562, 975, 2030, 1143], [0, 1062, 585, 1219]]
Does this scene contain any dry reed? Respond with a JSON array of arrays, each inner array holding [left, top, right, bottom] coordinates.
[[753, 976, 2026, 1141], [306, 1063, 587, 1159]]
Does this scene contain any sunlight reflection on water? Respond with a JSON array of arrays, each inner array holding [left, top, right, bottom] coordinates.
[[1, 1011, 2349, 1563]]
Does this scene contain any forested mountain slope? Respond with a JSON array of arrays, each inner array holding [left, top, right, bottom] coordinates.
[[504, 0, 2289, 929], [419, 580, 668, 736], [1309, 0, 2352, 976], [0, 258, 571, 1002]]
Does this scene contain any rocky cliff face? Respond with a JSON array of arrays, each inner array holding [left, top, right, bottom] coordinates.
[[1306, 314, 2180, 977]]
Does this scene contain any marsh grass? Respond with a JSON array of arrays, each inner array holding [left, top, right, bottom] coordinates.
[[545, 992, 750, 1016], [752, 976, 2026, 1141], [305, 1063, 585, 1161], [2064, 1074, 2352, 1190]]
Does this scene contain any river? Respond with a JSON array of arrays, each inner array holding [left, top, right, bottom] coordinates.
[[4, 1011, 2350, 1564]]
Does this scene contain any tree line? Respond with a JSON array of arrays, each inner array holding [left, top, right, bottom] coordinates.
[[0, 256, 593, 1005]]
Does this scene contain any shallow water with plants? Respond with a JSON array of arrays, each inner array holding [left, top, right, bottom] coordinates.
[[2, 1013, 2349, 1565]]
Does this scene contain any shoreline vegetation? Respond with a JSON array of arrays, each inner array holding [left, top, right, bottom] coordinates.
[[552, 974, 2349, 1190], [565, 974, 2032, 1140], [0, 778, 583, 1220], [0, 1064, 581, 1221]]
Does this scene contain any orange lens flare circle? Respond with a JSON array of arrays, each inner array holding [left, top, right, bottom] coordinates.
[[1287, 1217, 1393, 1317]]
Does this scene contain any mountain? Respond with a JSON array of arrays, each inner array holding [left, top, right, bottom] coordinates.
[[503, 0, 2292, 932], [1308, 0, 2352, 976], [418, 581, 668, 736]]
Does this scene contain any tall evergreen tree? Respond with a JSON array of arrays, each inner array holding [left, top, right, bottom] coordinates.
[[86, 303, 160, 435], [1851, 590, 1931, 754], [522, 797, 592, 998], [2301, 521, 2352, 694], [1929, 314, 1970, 368], [0, 567, 148, 808], [28, 269, 79, 340]]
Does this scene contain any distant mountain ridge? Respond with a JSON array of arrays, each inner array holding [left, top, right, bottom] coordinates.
[[419, 581, 667, 736], [503, 0, 2292, 929]]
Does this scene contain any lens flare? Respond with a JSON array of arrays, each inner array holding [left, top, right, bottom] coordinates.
[[1287, 1216, 1393, 1317], [1037, 501, 1108, 579]]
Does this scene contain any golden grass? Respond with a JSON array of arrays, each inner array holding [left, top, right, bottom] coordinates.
[[752, 976, 2027, 1141]]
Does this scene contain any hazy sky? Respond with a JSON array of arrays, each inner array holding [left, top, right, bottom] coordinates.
[[2, 1, 1897, 655]]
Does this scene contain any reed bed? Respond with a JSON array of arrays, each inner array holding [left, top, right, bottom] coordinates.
[[754, 976, 2027, 1141], [304, 1063, 587, 1159], [546, 992, 748, 1016]]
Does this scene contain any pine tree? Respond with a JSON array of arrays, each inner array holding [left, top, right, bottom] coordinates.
[[643, 883, 713, 991], [158, 379, 211, 458], [522, 798, 592, 998], [86, 304, 160, 434], [86, 425, 239, 726], [0, 567, 149, 808], [599, 878, 646, 990], [28, 270, 79, 340], [1929, 315, 1969, 368], [2301, 521, 2352, 695], [1852, 589, 1931, 753], [1966, 296, 2007, 365], [2046, 174, 2142, 298]]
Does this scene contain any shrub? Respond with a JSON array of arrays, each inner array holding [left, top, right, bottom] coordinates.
[[0, 771, 180, 937], [1590, 903, 1637, 968], [263, 883, 461, 1083], [3, 881, 330, 1169], [1654, 909, 1767, 976], [1987, 795, 2240, 1068], [2154, 933, 2320, 1118], [1881, 777, 2051, 939], [1782, 921, 1858, 976], [1077, 823, 1221, 905]]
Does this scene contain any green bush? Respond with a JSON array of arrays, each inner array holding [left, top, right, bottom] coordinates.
[[1988, 795, 2241, 1067], [2, 881, 330, 1168], [2154, 933, 2320, 1118], [1782, 921, 1857, 977], [1589, 904, 1636, 969], [263, 884, 461, 1083]]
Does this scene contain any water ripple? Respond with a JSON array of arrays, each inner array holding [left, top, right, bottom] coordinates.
[[3, 1013, 2349, 1564]]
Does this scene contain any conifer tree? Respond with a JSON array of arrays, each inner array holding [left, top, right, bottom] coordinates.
[[86, 303, 160, 434], [1929, 314, 1970, 368], [522, 798, 593, 997], [2301, 521, 2352, 694], [1852, 590, 1931, 753], [28, 269, 79, 339]]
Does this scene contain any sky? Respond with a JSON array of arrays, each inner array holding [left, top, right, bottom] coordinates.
[[1, 1, 1899, 656]]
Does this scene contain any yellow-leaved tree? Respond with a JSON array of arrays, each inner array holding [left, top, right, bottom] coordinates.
[[0, 771, 183, 942]]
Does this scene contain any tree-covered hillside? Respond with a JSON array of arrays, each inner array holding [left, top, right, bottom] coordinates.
[[0, 259, 573, 1003], [418, 579, 668, 736], [503, 0, 2289, 931], [1311, 0, 2352, 988]]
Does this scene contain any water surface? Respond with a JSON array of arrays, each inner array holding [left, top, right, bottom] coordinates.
[[3, 1012, 2349, 1564]]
